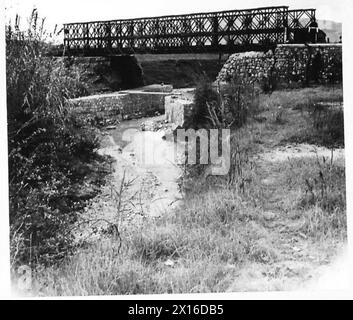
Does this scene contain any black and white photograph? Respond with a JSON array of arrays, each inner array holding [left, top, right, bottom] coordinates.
[[1, 0, 352, 299]]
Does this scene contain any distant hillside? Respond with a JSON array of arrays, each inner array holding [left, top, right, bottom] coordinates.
[[318, 19, 342, 43]]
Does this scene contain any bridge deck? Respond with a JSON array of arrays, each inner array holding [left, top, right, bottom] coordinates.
[[63, 6, 317, 56]]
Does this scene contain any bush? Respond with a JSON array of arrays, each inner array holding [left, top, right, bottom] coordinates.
[[215, 76, 260, 129], [190, 78, 219, 128], [308, 103, 344, 147], [182, 77, 259, 181], [192, 76, 259, 130], [260, 69, 278, 94], [299, 157, 346, 239], [7, 11, 104, 267]]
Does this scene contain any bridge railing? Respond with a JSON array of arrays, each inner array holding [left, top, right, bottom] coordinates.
[[63, 6, 317, 55]]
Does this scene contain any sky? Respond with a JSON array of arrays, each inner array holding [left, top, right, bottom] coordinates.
[[4, 0, 349, 29]]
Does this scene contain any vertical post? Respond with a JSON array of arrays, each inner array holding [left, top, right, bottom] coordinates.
[[227, 17, 234, 48], [282, 8, 288, 43], [117, 24, 121, 50], [196, 19, 201, 47], [85, 23, 89, 49], [63, 24, 69, 53], [106, 22, 112, 50], [212, 15, 219, 48], [129, 21, 134, 49], [154, 20, 159, 49], [182, 19, 187, 47]]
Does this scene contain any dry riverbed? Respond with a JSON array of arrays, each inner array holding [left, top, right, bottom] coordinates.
[[74, 115, 184, 243]]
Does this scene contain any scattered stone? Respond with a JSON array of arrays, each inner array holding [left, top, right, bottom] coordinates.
[[298, 232, 308, 239], [164, 259, 175, 267], [263, 211, 277, 221], [105, 125, 117, 130], [261, 177, 277, 186]]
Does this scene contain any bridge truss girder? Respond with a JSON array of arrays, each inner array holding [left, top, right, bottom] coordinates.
[[63, 6, 318, 55]]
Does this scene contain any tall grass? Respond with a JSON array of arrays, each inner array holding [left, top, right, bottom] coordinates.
[[33, 186, 277, 296], [259, 86, 344, 148], [300, 156, 346, 238], [181, 76, 260, 180], [7, 11, 106, 267], [308, 104, 344, 147], [191, 76, 260, 130]]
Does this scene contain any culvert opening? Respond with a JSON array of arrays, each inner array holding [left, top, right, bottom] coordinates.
[[110, 55, 144, 90]]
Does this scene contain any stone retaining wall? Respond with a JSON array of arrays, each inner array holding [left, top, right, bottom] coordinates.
[[69, 90, 170, 125], [216, 44, 342, 87]]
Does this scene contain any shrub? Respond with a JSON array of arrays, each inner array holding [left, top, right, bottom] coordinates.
[[190, 78, 219, 128], [192, 76, 260, 130], [260, 69, 278, 94], [308, 103, 344, 147], [299, 157, 346, 239], [183, 77, 259, 181], [7, 11, 104, 267]]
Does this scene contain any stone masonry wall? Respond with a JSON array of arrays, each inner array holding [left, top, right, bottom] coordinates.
[[216, 51, 275, 84], [69, 91, 170, 125], [216, 44, 342, 88], [69, 93, 129, 125]]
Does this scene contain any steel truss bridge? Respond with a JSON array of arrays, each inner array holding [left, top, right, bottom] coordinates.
[[63, 6, 319, 56]]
